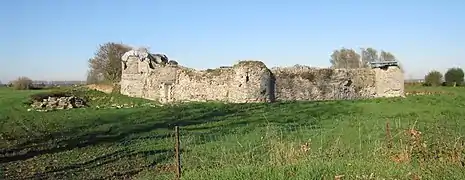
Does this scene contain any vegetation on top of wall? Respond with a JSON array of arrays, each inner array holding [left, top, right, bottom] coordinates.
[[275, 70, 313, 82], [179, 67, 195, 74], [179, 68, 201, 80], [299, 71, 316, 81], [275, 69, 338, 83], [275, 71, 298, 79], [204, 68, 233, 79], [205, 68, 225, 77], [180, 67, 233, 81], [234, 60, 267, 68]]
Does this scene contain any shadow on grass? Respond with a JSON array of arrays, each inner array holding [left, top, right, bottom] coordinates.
[[1, 100, 357, 179], [0, 104, 243, 162], [179, 100, 359, 150], [1, 102, 257, 179], [28, 149, 173, 180]]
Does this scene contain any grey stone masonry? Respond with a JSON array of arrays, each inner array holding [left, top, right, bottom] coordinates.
[[120, 49, 404, 104]]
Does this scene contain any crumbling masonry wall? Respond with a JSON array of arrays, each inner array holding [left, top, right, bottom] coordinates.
[[120, 53, 404, 104]]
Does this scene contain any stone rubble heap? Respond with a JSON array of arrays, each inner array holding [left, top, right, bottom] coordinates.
[[30, 96, 86, 111]]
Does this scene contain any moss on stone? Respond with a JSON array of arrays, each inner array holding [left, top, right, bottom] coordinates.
[[274, 70, 316, 82], [276, 71, 297, 79], [180, 68, 196, 77], [205, 68, 223, 77], [180, 67, 233, 81], [300, 71, 316, 81], [179, 68, 203, 81], [320, 69, 334, 81], [234, 60, 267, 68]]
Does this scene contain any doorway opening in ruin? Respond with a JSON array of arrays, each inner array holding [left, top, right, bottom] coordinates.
[[245, 72, 250, 82], [160, 82, 173, 102]]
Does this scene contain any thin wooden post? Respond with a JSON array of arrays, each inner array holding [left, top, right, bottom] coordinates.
[[174, 126, 181, 179], [386, 120, 392, 149]]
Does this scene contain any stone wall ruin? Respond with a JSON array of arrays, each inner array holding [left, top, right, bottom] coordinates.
[[120, 49, 404, 104]]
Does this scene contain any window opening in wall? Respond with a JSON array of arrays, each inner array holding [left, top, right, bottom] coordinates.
[[245, 72, 249, 82]]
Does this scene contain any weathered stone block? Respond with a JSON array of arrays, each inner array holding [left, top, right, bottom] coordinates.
[[120, 49, 404, 104]]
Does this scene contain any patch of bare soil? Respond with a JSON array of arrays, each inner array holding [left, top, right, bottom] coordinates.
[[85, 84, 115, 94]]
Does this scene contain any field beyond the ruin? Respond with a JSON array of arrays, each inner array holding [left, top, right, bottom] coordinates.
[[0, 85, 464, 179]]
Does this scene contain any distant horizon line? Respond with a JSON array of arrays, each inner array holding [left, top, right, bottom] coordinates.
[[0, 80, 87, 84], [0, 78, 425, 84]]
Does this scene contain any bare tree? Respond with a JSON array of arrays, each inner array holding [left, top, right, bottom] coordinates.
[[378, 50, 404, 72], [86, 69, 103, 84], [380, 51, 396, 61], [330, 48, 361, 69], [12, 76, 33, 90], [87, 42, 132, 84], [360, 48, 378, 67]]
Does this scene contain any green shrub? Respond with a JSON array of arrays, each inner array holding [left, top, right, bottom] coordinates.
[[444, 67, 464, 86], [423, 70, 443, 86]]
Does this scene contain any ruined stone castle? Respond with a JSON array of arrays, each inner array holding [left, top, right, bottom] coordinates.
[[120, 49, 404, 104]]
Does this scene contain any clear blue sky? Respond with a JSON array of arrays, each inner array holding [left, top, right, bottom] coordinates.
[[1, 0, 464, 82]]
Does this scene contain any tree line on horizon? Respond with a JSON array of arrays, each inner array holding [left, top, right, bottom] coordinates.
[[85, 42, 403, 85], [423, 68, 464, 87], [5, 42, 405, 90], [329, 47, 399, 69], [14, 41, 464, 91]]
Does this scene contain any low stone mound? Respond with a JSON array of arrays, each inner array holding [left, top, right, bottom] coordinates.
[[28, 94, 87, 112]]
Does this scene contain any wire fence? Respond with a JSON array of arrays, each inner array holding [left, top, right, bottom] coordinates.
[[168, 119, 465, 179], [1, 113, 462, 179]]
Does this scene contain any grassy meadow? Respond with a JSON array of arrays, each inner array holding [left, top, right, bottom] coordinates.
[[0, 85, 464, 179]]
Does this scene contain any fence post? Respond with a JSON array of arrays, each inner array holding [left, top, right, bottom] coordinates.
[[174, 126, 181, 179]]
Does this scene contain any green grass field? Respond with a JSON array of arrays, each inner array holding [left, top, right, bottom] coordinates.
[[1, 85, 464, 179]]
